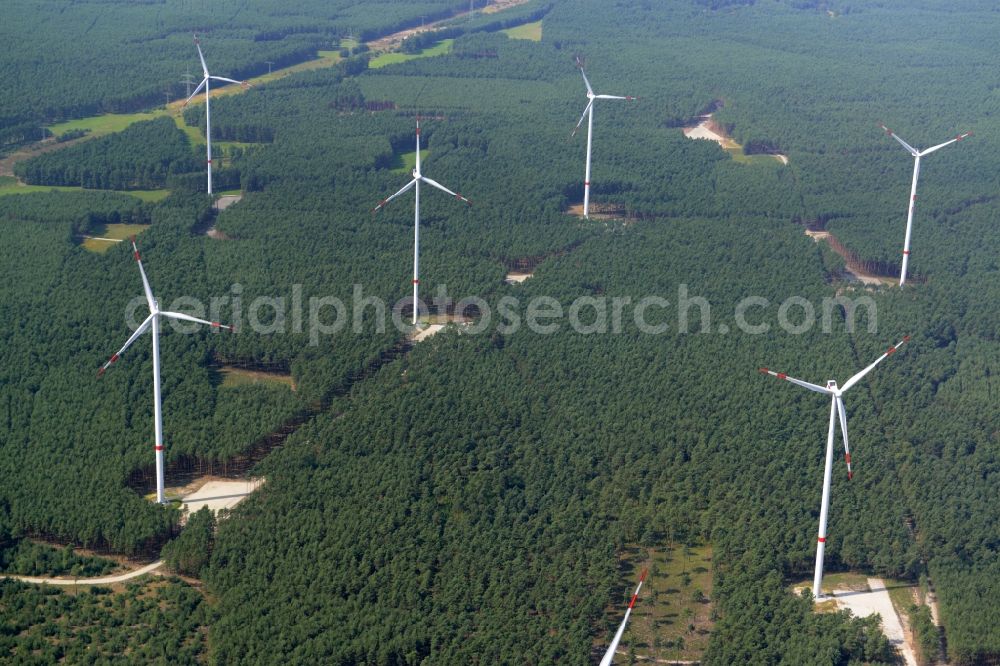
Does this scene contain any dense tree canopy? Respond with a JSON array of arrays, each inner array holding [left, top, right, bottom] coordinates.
[[0, 0, 997, 663]]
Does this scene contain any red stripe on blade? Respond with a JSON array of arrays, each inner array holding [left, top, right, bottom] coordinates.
[[818, 537, 826, 543]]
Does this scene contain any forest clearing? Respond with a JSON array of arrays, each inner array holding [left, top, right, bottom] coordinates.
[[601, 545, 715, 663], [502, 19, 543, 41], [683, 114, 788, 165], [177, 478, 265, 519]]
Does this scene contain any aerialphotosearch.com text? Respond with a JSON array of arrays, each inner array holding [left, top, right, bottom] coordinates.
[[126, 283, 878, 344]]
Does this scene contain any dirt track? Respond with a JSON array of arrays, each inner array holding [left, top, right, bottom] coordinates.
[[1, 560, 165, 586]]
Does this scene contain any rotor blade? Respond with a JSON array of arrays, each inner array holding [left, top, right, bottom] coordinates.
[[578, 63, 594, 95], [372, 178, 416, 213], [131, 237, 156, 312], [758, 368, 834, 395], [210, 76, 250, 88], [835, 396, 852, 480], [595, 94, 637, 101], [160, 311, 232, 330], [194, 34, 209, 77], [840, 335, 911, 392], [98, 315, 154, 376], [599, 569, 648, 666], [920, 131, 972, 156], [420, 176, 472, 205], [181, 78, 208, 107], [572, 100, 594, 137], [879, 124, 918, 156]]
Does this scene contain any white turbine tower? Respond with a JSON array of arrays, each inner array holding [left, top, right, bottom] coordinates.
[[880, 124, 971, 286], [599, 569, 648, 666], [99, 238, 233, 504], [182, 34, 251, 195], [372, 118, 472, 326], [759, 336, 910, 599], [572, 57, 636, 219]]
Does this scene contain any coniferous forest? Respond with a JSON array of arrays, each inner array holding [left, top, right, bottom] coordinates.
[[0, 0, 998, 664]]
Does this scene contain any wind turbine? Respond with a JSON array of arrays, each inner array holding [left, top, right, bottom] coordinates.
[[759, 336, 910, 599], [879, 124, 971, 286], [98, 238, 233, 504], [372, 118, 472, 326], [572, 57, 636, 219], [599, 569, 648, 666], [182, 34, 251, 195]]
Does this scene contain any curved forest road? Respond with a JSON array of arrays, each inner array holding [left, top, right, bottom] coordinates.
[[1, 560, 164, 586]]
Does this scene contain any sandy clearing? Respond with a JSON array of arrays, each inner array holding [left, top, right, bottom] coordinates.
[[682, 114, 788, 164], [564, 203, 623, 220], [410, 323, 445, 342], [805, 228, 897, 286], [215, 194, 242, 210], [832, 578, 916, 666], [1, 560, 164, 586], [505, 271, 532, 284], [180, 478, 263, 517]]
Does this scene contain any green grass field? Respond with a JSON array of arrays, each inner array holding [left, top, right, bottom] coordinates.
[[46, 49, 342, 142], [81, 223, 152, 253], [391, 149, 428, 174], [502, 20, 543, 41], [48, 111, 169, 140], [369, 39, 454, 69], [0, 180, 168, 202], [218, 367, 295, 391], [603, 544, 715, 663]]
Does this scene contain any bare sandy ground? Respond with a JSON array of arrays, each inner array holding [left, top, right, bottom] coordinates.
[[682, 114, 788, 164], [832, 578, 916, 666], [180, 478, 263, 517], [215, 194, 242, 210], [564, 203, 623, 220], [505, 271, 532, 284], [410, 323, 445, 342]]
